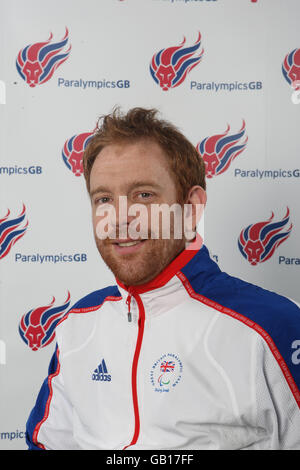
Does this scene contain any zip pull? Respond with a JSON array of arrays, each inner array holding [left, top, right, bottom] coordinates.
[[126, 293, 132, 322]]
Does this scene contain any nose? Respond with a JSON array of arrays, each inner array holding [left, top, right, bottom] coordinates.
[[114, 196, 140, 239]]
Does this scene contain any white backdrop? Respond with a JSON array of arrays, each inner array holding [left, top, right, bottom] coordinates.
[[0, 0, 299, 449]]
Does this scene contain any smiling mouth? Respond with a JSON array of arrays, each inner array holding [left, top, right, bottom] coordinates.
[[112, 238, 147, 245], [115, 240, 142, 247], [112, 239, 148, 253]]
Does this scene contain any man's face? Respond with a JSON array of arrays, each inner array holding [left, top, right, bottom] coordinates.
[[89, 139, 186, 286]]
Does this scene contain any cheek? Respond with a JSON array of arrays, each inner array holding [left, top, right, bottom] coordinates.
[[92, 204, 117, 240], [91, 209, 99, 235], [129, 206, 152, 237], [148, 204, 183, 238]]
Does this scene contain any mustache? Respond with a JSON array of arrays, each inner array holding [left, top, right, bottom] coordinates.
[[95, 222, 161, 243]]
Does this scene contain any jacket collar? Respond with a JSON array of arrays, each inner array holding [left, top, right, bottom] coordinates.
[[115, 233, 203, 295]]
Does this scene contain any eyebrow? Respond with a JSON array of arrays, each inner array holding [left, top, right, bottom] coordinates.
[[90, 185, 110, 198], [90, 180, 163, 198]]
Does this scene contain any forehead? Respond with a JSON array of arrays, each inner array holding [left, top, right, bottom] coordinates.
[[89, 139, 175, 191]]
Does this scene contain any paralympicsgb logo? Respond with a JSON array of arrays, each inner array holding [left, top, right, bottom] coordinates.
[[282, 48, 300, 90], [150, 32, 204, 91], [62, 128, 95, 177], [238, 208, 292, 265], [0, 205, 28, 260], [16, 28, 71, 88], [19, 293, 71, 351], [196, 121, 248, 178]]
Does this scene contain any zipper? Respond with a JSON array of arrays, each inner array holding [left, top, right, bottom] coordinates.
[[126, 293, 132, 322], [123, 292, 145, 450]]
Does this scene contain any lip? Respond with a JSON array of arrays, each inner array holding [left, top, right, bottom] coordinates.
[[112, 239, 147, 254]]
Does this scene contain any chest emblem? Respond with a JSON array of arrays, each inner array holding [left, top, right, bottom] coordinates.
[[150, 353, 183, 393]]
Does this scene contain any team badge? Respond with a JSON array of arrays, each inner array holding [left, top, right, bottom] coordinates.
[[150, 353, 183, 393]]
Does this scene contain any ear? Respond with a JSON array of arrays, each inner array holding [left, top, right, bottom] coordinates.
[[184, 186, 207, 238]]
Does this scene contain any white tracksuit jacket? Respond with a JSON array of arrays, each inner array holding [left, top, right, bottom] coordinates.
[[26, 241, 300, 450]]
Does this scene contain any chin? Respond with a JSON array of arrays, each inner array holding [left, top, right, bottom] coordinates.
[[96, 237, 183, 286], [112, 259, 156, 286]]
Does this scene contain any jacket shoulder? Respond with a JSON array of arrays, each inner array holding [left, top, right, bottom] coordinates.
[[55, 285, 121, 348], [182, 246, 300, 327], [204, 271, 300, 325], [66, 285, 121, 315], [183, 257, 300, 405]]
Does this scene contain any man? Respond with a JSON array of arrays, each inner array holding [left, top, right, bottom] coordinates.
[[26, 108, 300, 450]]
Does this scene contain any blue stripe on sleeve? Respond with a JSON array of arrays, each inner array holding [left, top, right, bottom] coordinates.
[[26, 344, 59, 450]]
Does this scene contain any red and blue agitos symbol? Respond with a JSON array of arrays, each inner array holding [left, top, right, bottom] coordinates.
[[62, 130, 95, 177], [0, 205, 28, 260], [150, 32, 204, 91], [238, 208, 292, 266], [19, 292, 71, 351], [16, 28, 71, 88], [282, 49, 300, 90], [196, 121, 248, 178]]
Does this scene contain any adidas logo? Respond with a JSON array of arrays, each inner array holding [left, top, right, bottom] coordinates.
[[92, 358, 111, 382]]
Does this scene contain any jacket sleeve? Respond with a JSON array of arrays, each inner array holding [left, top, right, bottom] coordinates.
[[26, 343, 80, 450], [255, 323, 300, 450]]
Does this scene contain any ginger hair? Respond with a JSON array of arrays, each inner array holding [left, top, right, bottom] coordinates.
[[82, 107, 206, 204]]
